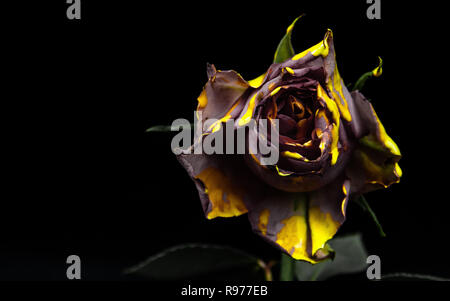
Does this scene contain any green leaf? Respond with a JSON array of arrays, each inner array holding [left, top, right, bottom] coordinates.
[[355, 195, 386, 237], [381, 273, 450, 281], [273, 15, 304, 64], [124, 243, 263, 280], [145, 123, 194, 133], [145, 125, 173, 132], [295, 233, 368, 281]]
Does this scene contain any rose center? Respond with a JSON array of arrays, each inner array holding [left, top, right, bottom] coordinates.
[[275, 94, 314, 142]]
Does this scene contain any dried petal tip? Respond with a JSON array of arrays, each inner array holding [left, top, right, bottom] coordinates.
[[372, 56, 383, 77], [206, 63, 217, 78], [286, 14, 305, 34]]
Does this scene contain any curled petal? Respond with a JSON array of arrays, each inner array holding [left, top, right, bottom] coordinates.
[[320, 32, 363, 133], [198, 64, 250, 130], [346, 90, 402, 194]]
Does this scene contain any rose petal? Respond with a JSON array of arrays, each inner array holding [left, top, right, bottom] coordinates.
[[198, 64, 250, 126], [247, 176, 350, 263], [346, 90, 402, 194], [320, 32, 366, 136], [177, 153, 261, 219]]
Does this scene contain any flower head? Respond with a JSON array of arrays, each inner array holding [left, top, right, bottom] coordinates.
[[176, 26, 401, 263]]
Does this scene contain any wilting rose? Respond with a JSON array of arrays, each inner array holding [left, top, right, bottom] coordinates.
[[177, 30, 401, 263]]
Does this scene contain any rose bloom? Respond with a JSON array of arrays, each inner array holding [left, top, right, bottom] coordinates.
[[177, 30, 401, 263]]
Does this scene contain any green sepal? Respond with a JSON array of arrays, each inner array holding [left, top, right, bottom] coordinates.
[[146, 123, 194, 133], [352, 56, 383, 91], [355, 195, 386, 237], [273, 15, 304, 64]]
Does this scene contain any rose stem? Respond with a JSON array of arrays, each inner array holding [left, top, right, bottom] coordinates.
[[279, 253, 295, 281]]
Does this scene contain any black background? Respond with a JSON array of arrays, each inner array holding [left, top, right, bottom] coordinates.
[[1, 0, 448, 281]]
